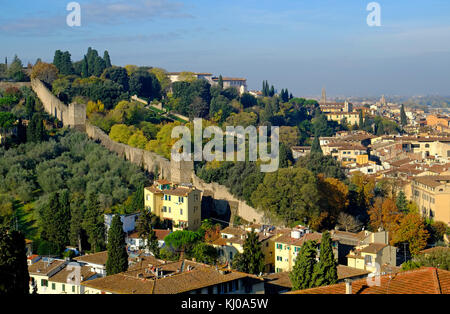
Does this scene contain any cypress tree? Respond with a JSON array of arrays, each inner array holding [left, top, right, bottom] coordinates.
[[312, 231, 338, 287], [69, 200, 84, 252], [83, 193, 105, 252], [232, 230, 264, 275], [358, 110, 364, 127], [396, 191, 408, 213], [290, 240, 317, 290], [128, 184, 144, 213], [311, 135, 323, 155], [27, 113, 45, 143], [147, 227, 160, 258], [400, 104, 407, 127], [0, 228, 30, 295], [279, 143, 294, 168], [218, 75, 223, 89], [81, 56, 89, 78], [103, 51, 112, 68], [269, 85, 275, 97], [58, 189, 71, 248], [106, 215, 128, 275], [53, 50, 63, 71]]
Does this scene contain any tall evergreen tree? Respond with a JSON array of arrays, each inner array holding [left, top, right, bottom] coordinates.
[[128, 184, 144, 213], [81, 56, 89, 78], [69, 199, 84, 252], [358, 110, 364, 128], [0, 228, 30, 295], [311, 135, 323, 155], [218, 75, 223, 89], [279, 143, 294, 168], [400, 104, 408, 127], [83, 193, 105, 252], [312, 231, 338, 287], [290, 240, 317, 290], [232, 230, 264, 275], [269, 85, 275, 97], [103, 50, 112, 68], [106, 215, 128, 275], [26, 113, 46, 143], [396, 191, 408, 213]]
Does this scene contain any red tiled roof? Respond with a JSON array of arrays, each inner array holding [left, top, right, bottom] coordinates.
[[287, 267, 450, 294]]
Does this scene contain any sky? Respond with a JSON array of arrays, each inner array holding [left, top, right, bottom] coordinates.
[[1, 0, 450, 98]]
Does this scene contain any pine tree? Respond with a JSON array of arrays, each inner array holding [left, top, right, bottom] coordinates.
[[400, 104, 408, 127], [103, 51, 112, 68], [0, 228, 30, 295], [311, 135, 323, 155], [289, 240, 317, 290], [106, 215, 128, 275], [83, 193, 105, 252], [218, 75, 223, 89], [312, 231, 338, 287], [232, 230, 264, 275]]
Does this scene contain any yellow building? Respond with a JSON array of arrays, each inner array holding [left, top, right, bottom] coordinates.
[[274, 229, 323, 273], [28, 259, 66, 294], [326, 112, 360, 126], [144, 180, 202, 231], [28, 259, 99, 294], [322, 143, 368, 165], [211, 224, 280, 273], [347, 243, 396, 273], [407, 175, 450, 226]]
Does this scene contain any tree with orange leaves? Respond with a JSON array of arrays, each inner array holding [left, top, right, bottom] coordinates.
[[391, 213, 429, 256], [368, 197, 402, 233], [31, 62, 59, 85]]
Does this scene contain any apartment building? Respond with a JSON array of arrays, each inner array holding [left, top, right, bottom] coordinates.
[[144, 180, 202, 231], [28, 259, 98, 294], [211, 224, 279, 273], [407, 175, 450, 225], [82, 259, 265, 294], [274, 227, 324, 273], [321, 143, 368, 165], [326, 112, 360, 126]]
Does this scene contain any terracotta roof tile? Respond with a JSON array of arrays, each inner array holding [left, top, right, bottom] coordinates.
[[288, 267, 450, 294]]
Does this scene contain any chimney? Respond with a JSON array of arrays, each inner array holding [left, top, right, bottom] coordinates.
[[345, 279, 352, 295]]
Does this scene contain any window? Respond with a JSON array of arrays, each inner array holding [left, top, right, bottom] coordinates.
[[62, 284, 65, 292], [364, 255, 373, 265], [277, 256, 282, 261], [179, 197, 184, 203], [168, 207, 171, 213], [180, 209, 183, 215], [146, 195, 150, 201], [162, 206, 167, 213], [72, 285, 75, 293], [276, 244, 283, 250], [41, 279, 48, 287], [52, 283, 56, 290]]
